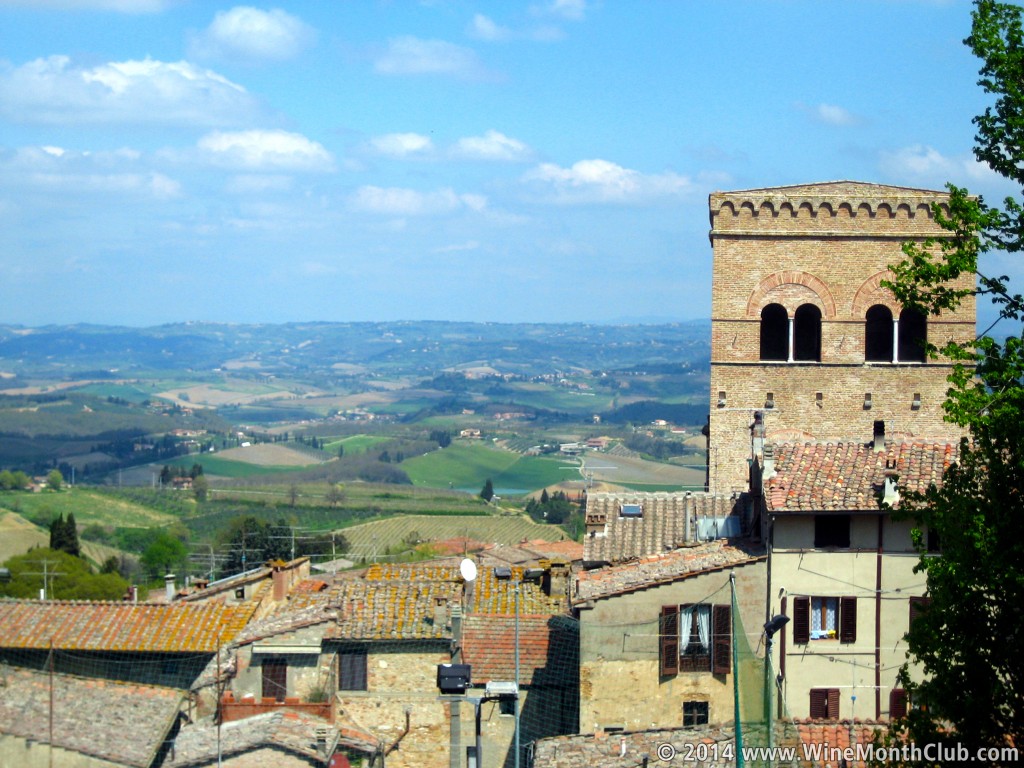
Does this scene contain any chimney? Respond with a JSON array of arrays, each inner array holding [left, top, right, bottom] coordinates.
[[762, 443, 776, 480], [272, 566, 287, 601], [872, 420, 885, 452], [164, 574, 176, 602], [433, 597, 448, 629]]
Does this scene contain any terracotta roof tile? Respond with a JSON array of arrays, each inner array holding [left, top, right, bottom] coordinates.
[[766, 440, 958, 512], [584, 491, 741, 564], [0, 600, 257, 653], [574, 539, 766, 603], [460, 614, 578, 686], [0, 667, 184, 768]]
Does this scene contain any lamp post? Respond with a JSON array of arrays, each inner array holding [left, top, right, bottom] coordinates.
[[763, 614, 790, 751]]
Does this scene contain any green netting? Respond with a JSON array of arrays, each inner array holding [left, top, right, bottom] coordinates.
[[731, 577, 788, 767]]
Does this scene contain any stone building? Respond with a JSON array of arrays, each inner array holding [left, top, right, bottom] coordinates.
[[706, 181, 974, 494]]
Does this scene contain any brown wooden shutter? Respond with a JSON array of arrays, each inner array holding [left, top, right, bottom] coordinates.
[[839, 596, 857, 643], [809, 688, 828, 719], [890, 688, 908, 720], [793, 596, 810, 644], [827, 688, 840, 718], [712, 604, 731, 675], [262, 659, 288, 701], [660, 605, 679, 676], [909, 596, 930, 628]]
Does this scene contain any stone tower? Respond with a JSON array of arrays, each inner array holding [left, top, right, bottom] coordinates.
[[706, 181, 975, 494]]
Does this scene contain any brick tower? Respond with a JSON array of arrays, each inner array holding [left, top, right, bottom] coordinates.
[[706, 181, 974, 494]]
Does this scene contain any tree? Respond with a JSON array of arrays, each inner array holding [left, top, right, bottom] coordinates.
[[479, 478, 494, 502], [48, 513, 80, 557], [141, 532, 188, 580], [0, 548, 127, 601], [192, 474, 209, 502], [883, 1, 1024, 758], [46, 469, 63, 492]]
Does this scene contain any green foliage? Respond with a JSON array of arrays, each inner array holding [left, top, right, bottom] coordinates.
[[883, 2, 1024, 758], [0, 548, 128, 600], [525, 490, 577, 525], [0, 470, 30, 490], [48, 513, 80, 558], [479, 478, 494, 502], [141, 531, 189, 580], [46, 469, 63, 491]]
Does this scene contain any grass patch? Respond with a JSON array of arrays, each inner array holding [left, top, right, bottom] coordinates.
[[166, 455, 311, 478], [0, 488, 178, 528], [403, 442, 571, 495]]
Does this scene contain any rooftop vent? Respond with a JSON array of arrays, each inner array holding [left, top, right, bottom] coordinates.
[[619, 503, 643, 519]]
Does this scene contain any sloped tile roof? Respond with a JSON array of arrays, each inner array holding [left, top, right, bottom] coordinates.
[[461, 614, 578, 687], [574, 539, 766, 603], [583, 491, 740, 564], [765, 441, 959, 513], [165, 710, 377, 766], [0, 600, 257, 652], [0, 667, 185, 768]]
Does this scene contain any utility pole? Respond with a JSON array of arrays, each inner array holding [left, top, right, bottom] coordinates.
[[25, 559, 66, 600]]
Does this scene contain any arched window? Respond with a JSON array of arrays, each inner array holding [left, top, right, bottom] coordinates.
[[759, 304, 788, 361], [899, 307, 927, 362], [793, 304, 822, 361], [865, 305, 894, 362]]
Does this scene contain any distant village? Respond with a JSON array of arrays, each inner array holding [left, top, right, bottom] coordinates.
[[0, 182, 966, 767]]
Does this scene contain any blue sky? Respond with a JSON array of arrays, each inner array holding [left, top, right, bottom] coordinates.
[[0, 0, 1017, 327]]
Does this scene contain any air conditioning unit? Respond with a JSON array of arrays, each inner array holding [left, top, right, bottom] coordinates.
[[484, 681, 519, 699]]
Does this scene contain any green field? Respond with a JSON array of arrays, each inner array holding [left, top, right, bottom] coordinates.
[[166, 455, 314, 478], [402, 442, 570, 495], [0, 488, 178, 528], [323, 434, 391, 456]]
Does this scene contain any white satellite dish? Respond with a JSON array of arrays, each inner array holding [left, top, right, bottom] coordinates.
[[459, 558, 478, 582]]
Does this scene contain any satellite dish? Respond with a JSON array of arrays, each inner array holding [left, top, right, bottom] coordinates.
[[459, 558, 477, 582]]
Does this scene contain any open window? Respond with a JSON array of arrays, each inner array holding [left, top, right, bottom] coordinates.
[[865, 305, 894, 362], [659, 603, 731, 675], [759, 303, 789, 361], [814, 515, 850, 548], [792, 596, 856, 643], [793, 304, 822, 361], [898, 307, 927, 363]]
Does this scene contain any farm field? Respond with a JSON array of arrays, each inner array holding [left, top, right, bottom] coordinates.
[[402, 441, 571, 495], [0, 488, 177, 529], [579, 452, 705, 491], [0, 511, 130, 568], [338, 513, 569, 562]]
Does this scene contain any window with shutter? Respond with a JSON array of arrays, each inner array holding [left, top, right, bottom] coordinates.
[[678, 604, 712, 673], [793, 596, 810, 644], [712, 604, 731, 675], [660, 605, 679, 676], [262, 658, 288, 702], [890, 688, 908, 720], [839, 596, 857, 643], [339, 648, 368, 691], [809, 687, 840, 719], [909, 596, 931, 628]]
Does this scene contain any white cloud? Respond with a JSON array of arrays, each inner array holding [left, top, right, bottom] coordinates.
[[197, 130, 333, 171], [798, 101, 858, 126], [468, 14, 511, 41], [535, 0, 587, 21], [0, 0, 170, 11], [24, 170, 180, 199], [350, 186, 486, 216], [453, 130, 532, 162], [0, 56, 257, 126], [190, 6, 315, 62], [879, 144, 997, 185], [370, 132, 435, 157], [374, 37, 484, 79], [523, 159, 694, 203]]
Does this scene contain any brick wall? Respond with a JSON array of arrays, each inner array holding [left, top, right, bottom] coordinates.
[[707, 184, 973, 492]]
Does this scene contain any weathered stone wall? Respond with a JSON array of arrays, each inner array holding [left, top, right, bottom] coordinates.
[[576, 559, 766, 732]]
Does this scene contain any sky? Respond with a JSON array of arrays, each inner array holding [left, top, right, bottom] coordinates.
[[0, 0, 1018, 328]]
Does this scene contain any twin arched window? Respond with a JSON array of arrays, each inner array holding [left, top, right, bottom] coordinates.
[[759, 303, 821, 362], [864, 304, 926, 363], [759, 302, 926, 363]]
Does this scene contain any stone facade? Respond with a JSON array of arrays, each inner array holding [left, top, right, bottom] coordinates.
[[707, 182, 974, 493]]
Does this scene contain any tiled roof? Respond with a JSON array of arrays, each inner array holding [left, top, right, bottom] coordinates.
[[532, 720, 889, 768], [0, 600, 256, 652], [461, 614, 578, 687], [165, 710, 377, 766], [230, 562, 568, 646], [478, 539, 583, 567], [573, 539, 766, 603], [584, 491, 740, 564], [0, 667, 184, 768], [765, 441, 959, 512]]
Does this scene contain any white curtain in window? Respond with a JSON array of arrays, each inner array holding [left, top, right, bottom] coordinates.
[[811, 597, 823, 633], [825, 598, 837, 631], [680, 605, 695, 650], [696, 605, 710, 653]]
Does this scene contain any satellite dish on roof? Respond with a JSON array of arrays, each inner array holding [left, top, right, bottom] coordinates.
[[459, 558, 477, 582]]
